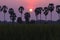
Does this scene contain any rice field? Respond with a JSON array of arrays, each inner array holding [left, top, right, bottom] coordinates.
[[0, 24, 60, 40]]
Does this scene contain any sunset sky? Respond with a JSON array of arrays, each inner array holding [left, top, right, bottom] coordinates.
[[0, 0, 60, 21]]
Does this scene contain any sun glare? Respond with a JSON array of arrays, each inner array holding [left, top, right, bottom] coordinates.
[[29, 9, 33, 12]]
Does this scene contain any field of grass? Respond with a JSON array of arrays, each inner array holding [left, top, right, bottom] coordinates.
[[0, 24, 60, 40]]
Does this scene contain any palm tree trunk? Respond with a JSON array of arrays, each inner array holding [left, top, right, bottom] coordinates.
[[45, 16, 47, 24], [45, 16, 47, 21], [4, 13, 5, 23], [36, 15, 38, 21], [21, 14, 22, 18], [58, 14, 59, 20], [59, 14, 60, 20], [36, 15, 38, 23], [51, 12, 52, 23], [58, 14, 60, 20], [51, 13, 52, 21], [40, 14, 41, 23], [21, 13, 22, 21], [40, 14, 41, 20]]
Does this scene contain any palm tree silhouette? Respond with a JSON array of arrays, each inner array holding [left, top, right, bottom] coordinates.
[[0, 6, 2, 12], [8, 8, 14, 15], [44, 7, 49, 21], [24, 12, 30, 23], [48, 3, 54, 21], [56, 5, 60, 20], [10, 13, 16, 23], [18, 6, 24, 17], [1, 5, 8, 21], [8, 8, 16, 23], [39, 7, 43, 20], [35, 7, 43, 21]]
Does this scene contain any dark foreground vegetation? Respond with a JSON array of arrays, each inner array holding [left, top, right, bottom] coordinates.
[[0, 24, 60, 40], [0, 19, 60, 24]]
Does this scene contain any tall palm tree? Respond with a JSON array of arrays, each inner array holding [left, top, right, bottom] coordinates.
[[56, 5, 60, 20], [1, 5, 8, 21], [34, 7, 43, 21], [18, 6, 24, 17], [8, 8, 16, 23], [24, 12, 30, 23], [34, 8, 39, 21], [39, 7, 43, 20], [48, 3, 54, 21], [44, 7, 49, 21]]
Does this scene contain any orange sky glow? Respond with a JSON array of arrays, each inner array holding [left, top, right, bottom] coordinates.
[[0, 0, 60, 9]]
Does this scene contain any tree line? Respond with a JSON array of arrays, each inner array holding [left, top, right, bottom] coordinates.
[[0, 3, 60, 23]]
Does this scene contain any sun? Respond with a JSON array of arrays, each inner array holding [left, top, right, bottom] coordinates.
[[29, 9, 33, 12]]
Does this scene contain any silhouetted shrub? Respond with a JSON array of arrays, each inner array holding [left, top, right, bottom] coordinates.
[[30, 20, 35, 24], [17, 17, 22, 23], [24, 12, 30, 23], [10, 13, 16, 23]]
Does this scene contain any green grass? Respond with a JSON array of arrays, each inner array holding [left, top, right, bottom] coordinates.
[[0, 24, 60, 40]]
